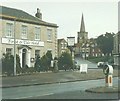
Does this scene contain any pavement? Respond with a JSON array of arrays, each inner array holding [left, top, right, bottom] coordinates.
[[86, 86, 119, 93], [1, 69, 118, 89]]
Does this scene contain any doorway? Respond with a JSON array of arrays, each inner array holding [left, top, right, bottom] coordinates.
[[22, 48, 27, 68]]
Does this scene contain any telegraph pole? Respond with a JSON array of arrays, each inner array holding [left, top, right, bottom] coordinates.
[[14, 19, 16, 76]]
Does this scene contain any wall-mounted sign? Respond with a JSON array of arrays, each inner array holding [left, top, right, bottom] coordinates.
[[2, 38, 44, 47]]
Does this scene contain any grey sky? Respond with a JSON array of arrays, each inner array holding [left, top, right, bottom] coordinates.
[[1, 0, 118, 42]]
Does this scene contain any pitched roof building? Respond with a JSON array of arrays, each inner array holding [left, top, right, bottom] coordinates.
[[57, 38, 68, 57], [0, 6, 58, 68], [75, 14, 103, 58]]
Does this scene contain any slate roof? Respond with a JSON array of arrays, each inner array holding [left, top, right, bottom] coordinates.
[[0, 5, 58, 28]]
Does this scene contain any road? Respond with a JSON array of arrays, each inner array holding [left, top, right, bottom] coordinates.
[[29, 89, 119, 100], [2, 77, 118, 99], [75, 57, 98, 69]]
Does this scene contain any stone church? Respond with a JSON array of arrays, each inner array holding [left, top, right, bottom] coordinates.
[[75, 14, 103, 59]]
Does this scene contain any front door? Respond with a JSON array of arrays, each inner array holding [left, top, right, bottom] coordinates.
[[22, 49, 27, 67]]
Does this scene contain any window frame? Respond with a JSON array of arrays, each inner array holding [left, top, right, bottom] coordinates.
[[6, 48, 13, 55], [47, 28, 52, 41], [6, 23, 14, 38], [21, 25, 28, 39], [35, 27, 41, 40]]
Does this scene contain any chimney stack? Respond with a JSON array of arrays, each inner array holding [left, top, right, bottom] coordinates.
[[35, 8, 42, 20]]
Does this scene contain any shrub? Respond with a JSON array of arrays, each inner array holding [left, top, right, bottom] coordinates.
[[34, 55, 41, 72], [2, 54, 21, 76], [40, 55, 49, 71], [58, 52, 73, 70], [2, 53, 14, 76]]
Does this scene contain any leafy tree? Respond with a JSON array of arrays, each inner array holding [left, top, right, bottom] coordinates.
[[40, 55, 49, 71], [46, 51, 53, 68], [58, 52, 73, 71], [2, 53, 14, 76], [96, 32, 115, 56], [34, 55, 41, 72], [2, 54, 21, 76]]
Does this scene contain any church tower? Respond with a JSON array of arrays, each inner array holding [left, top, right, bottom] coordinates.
[[77, 14, 88, 43]]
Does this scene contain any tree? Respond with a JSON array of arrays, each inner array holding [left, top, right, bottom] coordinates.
[[40, 55, 49, 71], [96, 32, 115, 56], [2, 53, 14, 76], [34, 55, 41, 72], [46, 51, 53, 68], [58, 52, 73, 71], [2, 54, 21, 76]]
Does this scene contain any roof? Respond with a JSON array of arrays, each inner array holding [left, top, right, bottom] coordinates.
[[58, 38, 67, 43], [0, 6, 58, 28]]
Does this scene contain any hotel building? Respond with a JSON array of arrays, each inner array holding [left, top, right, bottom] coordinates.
[[0, 6, 58, 68]]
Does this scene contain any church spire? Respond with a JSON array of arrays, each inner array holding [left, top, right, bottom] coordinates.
[[80, 13, 85, 32]]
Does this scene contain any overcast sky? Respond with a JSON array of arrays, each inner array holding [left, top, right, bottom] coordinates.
[[1, 0, 118, 42]]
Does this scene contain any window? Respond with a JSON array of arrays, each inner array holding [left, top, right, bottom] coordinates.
[[21, 25, 27, 39], [35, 50, 40, 59], [61, 43, 64, 49], [47, 29, 52, 41], [35, 27, 40, 40], [6, 48, 12, 55], [6, 23, 13, 37], [64, 43, 67, 49]]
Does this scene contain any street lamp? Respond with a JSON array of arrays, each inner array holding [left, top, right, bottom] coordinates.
[[14, 19, 16, 76], [67, 37, 75, 69]]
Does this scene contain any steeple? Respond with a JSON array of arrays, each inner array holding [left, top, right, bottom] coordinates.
[[80, 13, 85, 32]]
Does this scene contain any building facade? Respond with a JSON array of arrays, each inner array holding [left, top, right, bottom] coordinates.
[[75, 14, 103, 58], [75, 14, 88, 57], [113, 32, 120, 67], [0, 6, 58, 68], [57, 38, 68, 57]]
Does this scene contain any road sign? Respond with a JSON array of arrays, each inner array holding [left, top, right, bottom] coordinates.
[[80, 64, 88, 73]]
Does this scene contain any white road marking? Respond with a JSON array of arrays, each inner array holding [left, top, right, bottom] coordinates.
[[13, 93, 54, 99]]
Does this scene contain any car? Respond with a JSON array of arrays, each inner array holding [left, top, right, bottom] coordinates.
[[97, 62, 104, 68]]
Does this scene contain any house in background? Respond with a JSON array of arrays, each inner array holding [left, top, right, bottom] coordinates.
[[113, 32, 120, 68], [75, 14, 103, 59], [57, 38, 69, 57], [0, 6, 58, 68]]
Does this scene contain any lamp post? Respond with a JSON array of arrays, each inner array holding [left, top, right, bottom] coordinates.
[[67, 37, 75, 69], [14, 19, 16, 76]]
